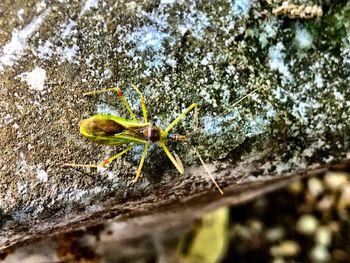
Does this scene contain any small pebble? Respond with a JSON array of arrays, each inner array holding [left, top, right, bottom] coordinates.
[[265, 227, 285, 242], [248, 219, 263, 234], [328, 221, 340, 233], [296, 214, 319, 235], [307, 178, 324, 198], [324, 172, 348, 191], [232, 224, 252, 239], [314, 226, 332, 247], [272, 257, 285, 263], [317, 195, 335, 211], [288, 180, 303, 194], [310, 244, 331, 262], [338, 184, 350, 209], [270, 240, 300, 257]]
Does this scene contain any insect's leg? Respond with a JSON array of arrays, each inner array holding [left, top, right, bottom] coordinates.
[[63, 143, 137, 168], [160, 141, 184, 174], [132, 143, 149, 183], [165, 103, 197, 133], [84, 88, 138, 121], [63, 163, 100, 168], [130, 83, 148, 123], [100, 143, 138, 166], [223, 85, 265, 114], [187, 106, 200, 139], [188, 144, 224, 195]]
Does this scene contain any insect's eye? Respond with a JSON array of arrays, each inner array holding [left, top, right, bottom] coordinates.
[[80, 118, 125, 136]]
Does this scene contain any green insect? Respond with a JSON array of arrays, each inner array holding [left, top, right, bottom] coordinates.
[[65, 84, 224, 194]]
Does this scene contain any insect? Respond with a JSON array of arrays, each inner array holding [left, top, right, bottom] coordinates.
[[64, 84, 224, 194]]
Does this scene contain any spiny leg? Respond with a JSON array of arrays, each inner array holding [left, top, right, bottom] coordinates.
[[132, 143, 149, 183], [101, 143, 138, 166], [174, 153, 184, 174], [188, 144, 224, 195], [160, 141, 184, 174], [63, 143, 137, 168], [165, 103, 197, 133], [130, 83, 148, 123], [185, 108, 224, 194], [230, 86, 264, 109], [161, 103, 197, 173], [163, 102, 223, 194], [186, 104, 200, 138], [84, 87, 138, 121]]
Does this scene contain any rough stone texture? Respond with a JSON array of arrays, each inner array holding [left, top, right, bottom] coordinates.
[[0, 0, 349, 256]]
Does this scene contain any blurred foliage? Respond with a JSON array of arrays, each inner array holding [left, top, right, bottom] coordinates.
[[178, 207, 229, 263]]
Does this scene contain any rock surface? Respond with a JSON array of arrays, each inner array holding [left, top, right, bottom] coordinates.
[[0, 0, 349, 255]]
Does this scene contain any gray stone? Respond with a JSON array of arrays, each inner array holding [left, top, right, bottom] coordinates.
[[0, 0, 349, 256]]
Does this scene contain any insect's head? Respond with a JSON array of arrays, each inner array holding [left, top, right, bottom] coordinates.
[[167, 133, 187, 142]]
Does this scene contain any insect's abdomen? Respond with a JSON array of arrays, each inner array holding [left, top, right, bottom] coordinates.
[[80, 117, 125, 136]]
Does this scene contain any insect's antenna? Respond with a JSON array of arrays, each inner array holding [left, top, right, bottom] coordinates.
[[224, 86, 265, 114], [184, 104, 200, 140], [187, 143, 224, 195], [194, 105, 199, 133]]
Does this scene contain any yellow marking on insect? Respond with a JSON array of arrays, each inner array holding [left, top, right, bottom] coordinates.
[[160, 141, 185, 175], [131, 83, 148, 123], [174, 153, 184, 175], [84, 87, 138, 121], [165, 103, 197, 133]]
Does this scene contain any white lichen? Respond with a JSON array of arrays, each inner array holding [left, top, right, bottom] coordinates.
[[231, 0, 252, 16], [177, 6, 210, 39], [0, 10, 50, 71], [36, 40, 54, 60], [60, 19, 77, 40], [259, 20, 280, 48], [57, 44, 80, 63], [18, 66, 47, 91], [17, 181, 28, 194], [36, 167, 48, 183], [295, 23, 313, 49], [80, 0, 99, 17], [268, 42, 293, 82]]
